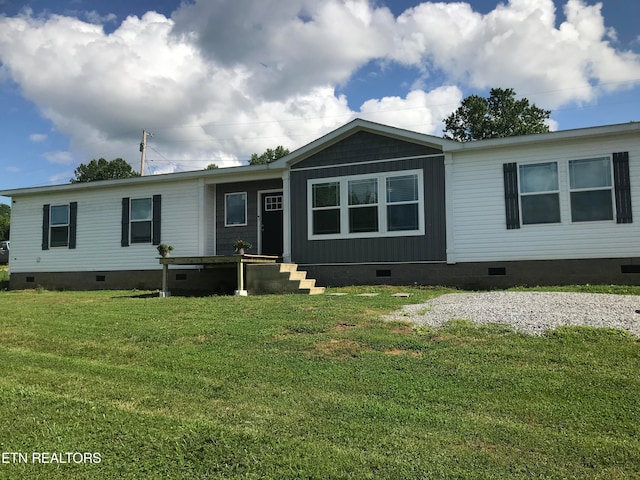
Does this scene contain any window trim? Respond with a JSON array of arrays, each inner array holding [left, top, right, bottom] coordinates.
[[49, 204, 70, 248], [264, 194, 283, 212], [129, 197, 153, 244], [508, 155, 622, 228], [225, 192, 248, 227], [568, 156, 615, 223], [517, 161, 561, 226], [307, 169, 425, 240]]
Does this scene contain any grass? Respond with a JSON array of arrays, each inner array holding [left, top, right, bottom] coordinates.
[[0, 265, 7, 290], [0, 284, 638, 479]]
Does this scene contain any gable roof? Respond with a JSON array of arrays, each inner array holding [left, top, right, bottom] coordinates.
[[270, 118, 458, 168]]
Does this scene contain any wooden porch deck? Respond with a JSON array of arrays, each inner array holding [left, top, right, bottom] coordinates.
[[158, 254, 279, 296]]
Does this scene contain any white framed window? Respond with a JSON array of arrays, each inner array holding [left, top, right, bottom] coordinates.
[[569, 157, 614, 222], [130, 197, 152, 243], [312, 182, 340, 235], [348, 178, 378, 233], [225, 192, 247, 226], [387, 174, 420, 231], [308, 170, 424, 240], [518, 162, 560, 225], [265, 195, 283, 211], [50, 204, 70, 247]]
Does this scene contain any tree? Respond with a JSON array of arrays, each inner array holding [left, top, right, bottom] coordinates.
[[70, 158, 140, 183], [0, 204, 10, 240], [205, 163, 219, 170], [443, 88, 551, 142], [249, 146, 290, 165]]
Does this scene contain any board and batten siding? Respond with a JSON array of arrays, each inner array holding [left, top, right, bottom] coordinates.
[[449, 133, 640, 263], [293, 130, 443, 168], [290, 156, 446, 264], [9, 179, 203, 273]]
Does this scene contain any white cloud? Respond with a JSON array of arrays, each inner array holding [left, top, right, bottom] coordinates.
[[29, 133, 47, 142], [0, 0, 638, 178], [43, 151, 74, 165], [393, 0, 640, 108], [7, 166, 20, 173], [83, 11, 117, 25], [171, 0, 395, 100], [359, 86, 463, 134], [49, 171, 74, 183]]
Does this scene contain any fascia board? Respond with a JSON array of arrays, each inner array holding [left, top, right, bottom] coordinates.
[[444, 122, 640, 153], [0, 163, 283, 198]]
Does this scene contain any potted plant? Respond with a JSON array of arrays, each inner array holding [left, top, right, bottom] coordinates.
[[156, 243, 174, 258], [232, 239, 252, 255]]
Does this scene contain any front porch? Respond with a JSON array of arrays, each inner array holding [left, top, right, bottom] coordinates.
[[159, 255, 324, 296]]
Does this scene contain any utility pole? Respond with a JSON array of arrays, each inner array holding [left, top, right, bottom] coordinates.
[[139, 130, 152, 176]]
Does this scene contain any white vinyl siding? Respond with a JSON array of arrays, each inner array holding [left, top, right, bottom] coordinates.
[[308, 170, 424, 240], [8, 179, 202, 273], [450, 135, 640, 263]]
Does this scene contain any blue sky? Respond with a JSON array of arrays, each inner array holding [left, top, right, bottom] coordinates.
[[1, 0, 639, 205]]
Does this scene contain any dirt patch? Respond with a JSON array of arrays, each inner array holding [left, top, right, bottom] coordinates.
[[390, 324, 413, 335], [331, 323, 358, 332], [385, 348, 422, 358], [314, 338, 367, 357]]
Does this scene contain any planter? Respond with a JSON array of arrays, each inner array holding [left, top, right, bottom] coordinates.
[[235, 248, 245, 255]]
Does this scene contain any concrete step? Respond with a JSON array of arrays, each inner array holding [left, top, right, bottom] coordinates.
[[245, 263, 325, 295]]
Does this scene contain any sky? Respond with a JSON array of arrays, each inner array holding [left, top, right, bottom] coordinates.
[[0, 0, 639, 204]]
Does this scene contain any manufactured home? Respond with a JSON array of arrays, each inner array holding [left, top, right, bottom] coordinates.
[[1, 119, 639, 292]]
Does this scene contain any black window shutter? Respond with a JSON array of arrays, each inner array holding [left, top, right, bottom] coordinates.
[[503, 163, 520, 229], [69, 202, 78, 249], [42, 204, 50, 250], [121, 197, 130, 247], [152, 194, 162, 245], [613, 152, 632, 224]]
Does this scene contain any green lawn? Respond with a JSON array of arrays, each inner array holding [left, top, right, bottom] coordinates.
[[0, 266, 7, 290], [0, 285, 638, 479]]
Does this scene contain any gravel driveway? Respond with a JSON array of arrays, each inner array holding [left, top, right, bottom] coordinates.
[[382, 291, 640, 336]]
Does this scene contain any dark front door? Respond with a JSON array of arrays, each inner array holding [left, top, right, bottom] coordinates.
[[260, 192, 284, 256]]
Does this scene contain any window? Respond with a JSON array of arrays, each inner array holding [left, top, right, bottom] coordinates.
[[50, 204, 70, 247], [348, 178, 378, 233], [387, 174, 419, 231], [308, 170, 424, 239], [42, 203, 77, 250], [569, 157, 613, 222], [518, 162, 560, 225], [312, 182, 340, 234], [130, 198, 152, 243], [504, 153, 630, 229], [265, 195, 283, 211], [121, 195, 161, 247], [225, 192, 247, 226]]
